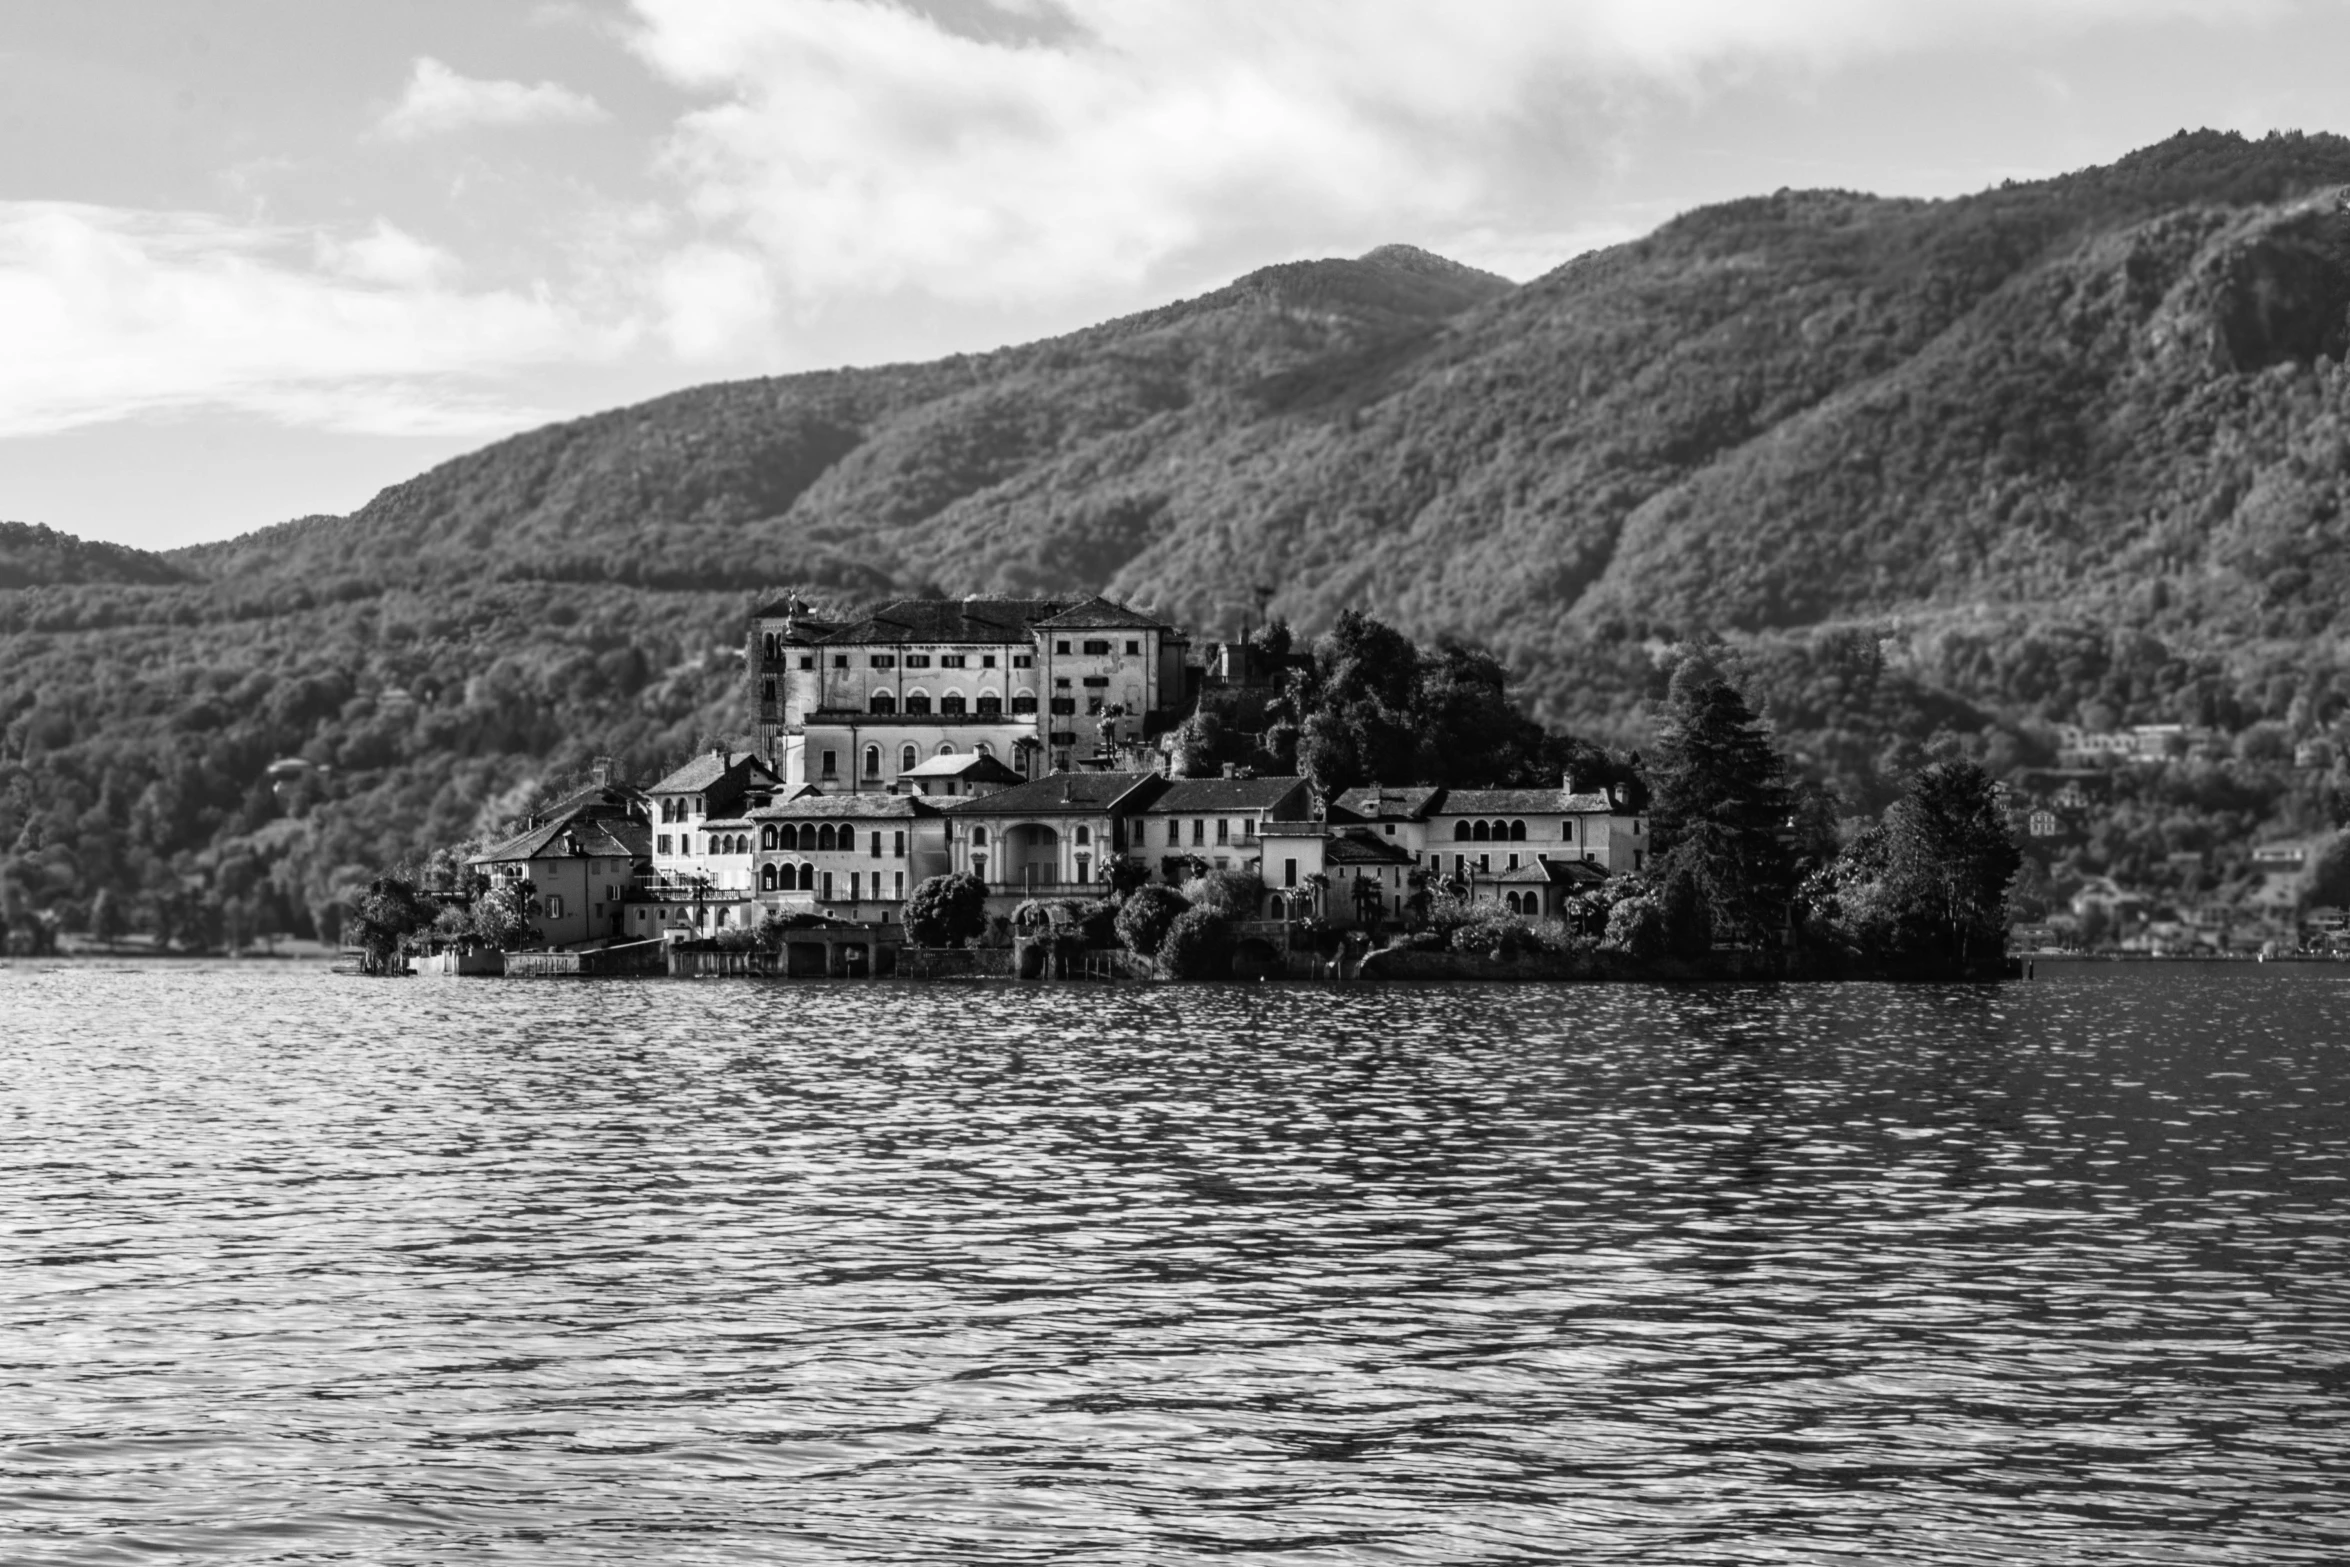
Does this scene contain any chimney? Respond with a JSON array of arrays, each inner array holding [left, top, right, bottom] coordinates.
[[1222, 762, 1239, 779], [1562, 767, 1577, 795]]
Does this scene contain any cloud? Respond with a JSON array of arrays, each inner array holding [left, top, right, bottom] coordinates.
[[0, 203, 636, 437], [378, 56, 608, 140], [315, 219, 463, 289], [623, 0, 2274, 317], [655, 244, 777, 361]]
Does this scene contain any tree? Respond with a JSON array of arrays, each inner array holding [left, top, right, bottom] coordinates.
[[904, 871, 987, 947], [1158, 907, 1236, 979], [469, 879, 543, 951], [1180, 867, 1265, 918], [2301, 831, 2350, 911], [1602, 895, 1668, 958], [1350, 873, 1384, 925], [346, 875, 434, 976], [1116, 884, 1189, 960], [1882, 759, 2022, 959], [1645, 650, 1795, 951], [88, 887, 127, 953], [1103, 856, 1149, 901]]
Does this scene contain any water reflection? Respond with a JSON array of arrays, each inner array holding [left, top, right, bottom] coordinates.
[[2, 963, 2347, 1564]]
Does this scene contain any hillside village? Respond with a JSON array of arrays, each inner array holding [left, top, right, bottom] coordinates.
[[462, 593, 1654, 969]]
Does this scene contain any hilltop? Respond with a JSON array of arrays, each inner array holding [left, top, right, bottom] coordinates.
[[11, 130, 2350, 944]]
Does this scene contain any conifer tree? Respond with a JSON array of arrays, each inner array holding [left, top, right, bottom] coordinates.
[[1645, 650, 1795, 950]]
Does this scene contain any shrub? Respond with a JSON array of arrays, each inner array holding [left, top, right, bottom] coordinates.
[[1602, 895, 1667, 959], [1158, 907, 1236, 979], [1292, 914, 1343, 955], [1447, 913, 1544, 959], [1103, 858, 1150, 900], [1072, 898, 1120, 947], [904, 871, 987, 947], [1179, 868, 1266, 918], [1117, 884, 1189, 958]]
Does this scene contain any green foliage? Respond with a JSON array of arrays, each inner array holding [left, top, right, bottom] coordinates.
[[1102, 857, 1150, 901], [16, 133, 2350, 934], [904, 871, 987, 947], [346, 876, 434, 976], [1178, 868, 1266, 919], [1884, 759, 2022, 957], [1799, 760, 2022, 961], [1445, 905, 1551, 959], [1646, 651, 1795, 950], [1158, 907, 1236, 980], [1601, 895, 1668, 959], [2301, 833, 2350, 911], [468, 879, 543, 952], [1116, 884, 1190, 958]]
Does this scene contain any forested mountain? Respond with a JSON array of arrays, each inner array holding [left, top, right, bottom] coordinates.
[[11, 130, 2350, 946]]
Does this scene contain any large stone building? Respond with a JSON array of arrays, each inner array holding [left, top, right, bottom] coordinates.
[[747, 594, 1189, 791]]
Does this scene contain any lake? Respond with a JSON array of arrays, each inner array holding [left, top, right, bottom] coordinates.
[[3, 962, 2347, 1564]]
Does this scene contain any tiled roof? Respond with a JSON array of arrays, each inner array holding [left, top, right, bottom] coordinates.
[[1332, 786, 1442, 822], [1032, 596, 1174, 631], [1323, 830, 1418, 866], [817, 598, 1066, 646], [747, 794, 928, 820], [1145, 776, 1309, 813], [533, 781, 647, 819], [1332, 783, 1628, 820], [648, 750, 776, 794], [900, 752, 1025, 781], [940, 770, 1168, 816], [471, 812, 651, 866], [1440, 789, 1617, 815], [1496, 856, 1608, 886]]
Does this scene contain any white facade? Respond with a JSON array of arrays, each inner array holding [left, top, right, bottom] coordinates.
[[749, 597, 1186, 792]]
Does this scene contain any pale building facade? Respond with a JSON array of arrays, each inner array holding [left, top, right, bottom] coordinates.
[[1127, 776, 1314, 881], [748, 794, 948, 925], [748, 595, 1188, 791], [939, 771, 1160, 908]]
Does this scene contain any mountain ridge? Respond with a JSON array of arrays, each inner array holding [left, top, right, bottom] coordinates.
[[14, 129, 2350, 946]]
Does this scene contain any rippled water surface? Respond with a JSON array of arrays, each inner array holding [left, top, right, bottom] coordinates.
[[4, 963, 2349, 1564]]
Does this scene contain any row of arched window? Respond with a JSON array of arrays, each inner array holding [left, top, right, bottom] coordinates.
[[762, 824, 858, 852], [1503, 891, 1541, 914], [868, 692, 1032, 716], [706, 832, 749, 854], [1453, 819, 1530, 841], [762, 863, 819, 891]]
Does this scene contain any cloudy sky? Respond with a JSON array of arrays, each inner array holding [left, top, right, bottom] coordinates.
[[3, 0, 2346, 551]]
